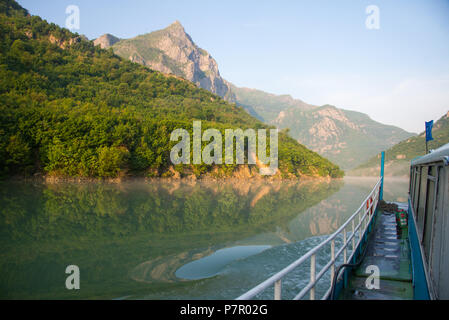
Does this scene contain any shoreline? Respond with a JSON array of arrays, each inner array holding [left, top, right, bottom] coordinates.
[[1, 173, 340, 184], [1, 174, 411, 185]]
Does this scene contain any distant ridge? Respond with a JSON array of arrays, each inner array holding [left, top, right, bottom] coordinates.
[[231, 85, 415, 169]]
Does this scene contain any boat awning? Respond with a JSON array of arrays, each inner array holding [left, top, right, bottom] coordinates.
[[411, 142, 449, 166]]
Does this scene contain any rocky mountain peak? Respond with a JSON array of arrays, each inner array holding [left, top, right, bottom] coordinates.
[[167, 20, 184, 30], [93, 33, 120, 49], [110, 22, 235, 101], [163, 20, 190, 39]]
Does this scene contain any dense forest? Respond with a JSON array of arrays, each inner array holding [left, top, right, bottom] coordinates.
[[0, 0, 343, 179]]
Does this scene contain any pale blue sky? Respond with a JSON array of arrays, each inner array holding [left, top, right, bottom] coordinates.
[[18, 0, 449, 133]]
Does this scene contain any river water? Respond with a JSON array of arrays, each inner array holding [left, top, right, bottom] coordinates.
[[0, 177, 408, 299]]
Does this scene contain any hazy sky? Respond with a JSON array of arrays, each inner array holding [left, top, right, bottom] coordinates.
[[18, 0, 449, 133]]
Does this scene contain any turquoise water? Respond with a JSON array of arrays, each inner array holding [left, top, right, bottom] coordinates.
[[0, 177, 408, 299]]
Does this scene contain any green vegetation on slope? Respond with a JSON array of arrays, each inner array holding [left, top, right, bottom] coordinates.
[[0, 0, 343, 179], [351, 111, 449, 177]]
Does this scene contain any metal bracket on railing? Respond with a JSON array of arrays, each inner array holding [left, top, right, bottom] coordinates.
[[443, 156, 449, 166]]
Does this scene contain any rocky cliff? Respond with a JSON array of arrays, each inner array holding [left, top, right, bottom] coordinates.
[[95, 21, 235, 101]]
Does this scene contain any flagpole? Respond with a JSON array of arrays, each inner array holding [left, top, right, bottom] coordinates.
[[425, 120, 433, 154]]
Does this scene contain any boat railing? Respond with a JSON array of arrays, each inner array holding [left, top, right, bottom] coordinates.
[[236, 178, 382, 300]]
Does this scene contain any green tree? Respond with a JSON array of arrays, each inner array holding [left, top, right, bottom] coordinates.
[[97, 146, 130, 177]]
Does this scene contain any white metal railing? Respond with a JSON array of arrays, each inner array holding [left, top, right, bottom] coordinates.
[[236, 178, 382, 300]]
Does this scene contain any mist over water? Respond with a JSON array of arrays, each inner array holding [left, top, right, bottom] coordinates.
[[0, 177, 408, 299]]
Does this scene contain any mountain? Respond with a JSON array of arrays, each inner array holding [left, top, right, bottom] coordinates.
[[101, 22, 415, 170], [232, 86, 415, 170], [93, 33, 120, 49], [95, 21, 235, 102], [351, 111, 449, 177], [0, 0, 343, 179], [231, 85, 315, 121]]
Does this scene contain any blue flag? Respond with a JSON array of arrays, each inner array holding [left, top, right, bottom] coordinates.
[[425, 120, 434, 142]]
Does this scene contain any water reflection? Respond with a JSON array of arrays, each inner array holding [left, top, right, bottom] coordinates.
[[0, 177, 408, 299]]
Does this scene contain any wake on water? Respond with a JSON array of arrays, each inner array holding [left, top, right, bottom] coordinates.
[[139, 233, 353, 300]]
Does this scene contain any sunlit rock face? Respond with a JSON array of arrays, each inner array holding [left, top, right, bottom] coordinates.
[[97, 21, 235, 102], [93, 33, 120, 49]]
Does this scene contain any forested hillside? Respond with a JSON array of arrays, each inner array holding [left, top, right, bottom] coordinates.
[[0, 0, 343, 179], [350, 111, 449, 177]]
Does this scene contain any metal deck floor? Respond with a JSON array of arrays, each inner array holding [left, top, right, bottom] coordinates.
[[338, 209, 414, 300]]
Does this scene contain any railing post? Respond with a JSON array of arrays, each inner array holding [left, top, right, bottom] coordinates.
[[331, 239, 335, 284], [359, 211, 363, 241], [358, 209, 363, 228], [380, 151, 385, 201], [310, 254, 316, 300], [274, 280, 281, 300], [363, 210, 367, 232], [343, 228, 347, 263], [352, 219, 355, 252], [363, 213, 368, 242]]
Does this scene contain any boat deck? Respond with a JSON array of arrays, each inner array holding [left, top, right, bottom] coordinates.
[[338, 205, 414, 300]]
